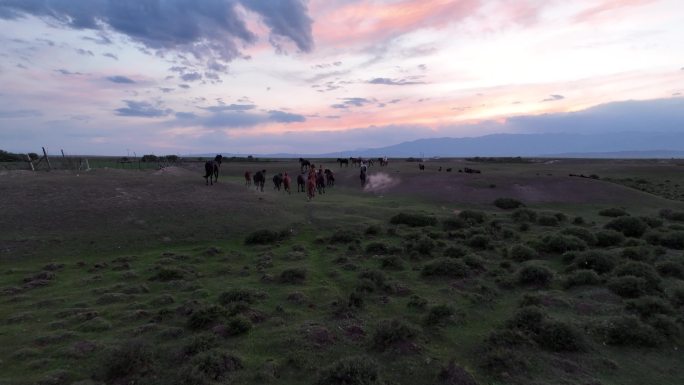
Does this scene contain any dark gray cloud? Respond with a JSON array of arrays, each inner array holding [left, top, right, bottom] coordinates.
[[106, 75, 135, 84], [0, 109, 42, 118], [115, 100, 171, 118], [268, 110, 305, 123], [181, 72, 202, 82], [178, 84, 190, 89], [103, 53, 118, 60], [203, 104, 256, 112], [159, 87, 174, 93], [170, 105, 306, 128], [331, 97, 373, 109], [0, 0, 313, 66], [75, 48, 94, 56], [368, 77, 425, 86], [82, 32, 112, 45], [56, 69, 82, 76], [542, 94, 565, 102], [175, 112, 197, 120]]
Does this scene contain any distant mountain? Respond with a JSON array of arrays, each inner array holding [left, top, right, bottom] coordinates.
[[185, 132, 684, 158]]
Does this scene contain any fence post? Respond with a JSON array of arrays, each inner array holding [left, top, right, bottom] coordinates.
[[26, 154, 35, 171], [42, 147, 51, 170]]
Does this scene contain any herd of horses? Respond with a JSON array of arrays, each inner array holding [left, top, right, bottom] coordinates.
[[336, 156, 389, 167]]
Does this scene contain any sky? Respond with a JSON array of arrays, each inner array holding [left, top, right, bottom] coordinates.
[[0, 0, 682, 156]]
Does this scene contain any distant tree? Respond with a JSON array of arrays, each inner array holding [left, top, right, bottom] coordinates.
[[165, 155, 179, 162], [0, 150, 24, 162], [141, 154, 158, 162]]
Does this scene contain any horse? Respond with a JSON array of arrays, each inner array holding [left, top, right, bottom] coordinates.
[[446, 168, 452, 172], [367, 159, 374, 167], [244, 171, 252, 186], [297, 173, 306, 192], [299, 157, 311, 172], [360, 164, 367, 187], [316, 170, 326, 195], [378, 157, 388, 167], [306, 169, 317, 200], [418, 164, 425, 170], [203, 154, 223, 185], [324, 169, 335, 186], [283, 172, 292, 194], [350, 157, 361, 167], [438, 166, 442, 172], [273, 173, 283, 191], [337, 158, 349, 167], [253, 170, 266, 192]]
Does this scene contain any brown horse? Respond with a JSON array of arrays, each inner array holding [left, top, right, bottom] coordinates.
[[283, 172, 292, 194], [307, 169, 316, 200], [244, 171, 252, 186], [297, 173, 306, 192], [203, 154, 223, 185]]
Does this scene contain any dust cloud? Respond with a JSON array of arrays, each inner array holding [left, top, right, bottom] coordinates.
[[364, 172, 399, 193]]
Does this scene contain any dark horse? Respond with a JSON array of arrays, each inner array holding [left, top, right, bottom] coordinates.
[[324, 169, 335, 186], [253, 169, 266, 192], [316, 171, 326, 195], [204, 154, 223, 185], [337, 158, 349, 167], [297, 173, 306, 192], [273, 173, 283, 191], [299, 157, 311, 172], [360, 164, 367, 187]]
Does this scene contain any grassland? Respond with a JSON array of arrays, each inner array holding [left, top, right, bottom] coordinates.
[[1, 158, 683, 385]]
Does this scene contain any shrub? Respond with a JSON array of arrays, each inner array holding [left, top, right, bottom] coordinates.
[[181, 334, 219, 357], [506, 306, 546, 334], [478, 346, 529, 377], [648, 314, 681, 338], [444, 245, 468, 258], [599, 208, 629, 217], [538, 234, 587, 253], [595, 230, 624, 247], [316, 356, 380, 385], [152, 267, 185, 281], [421, 258, 470, 278], [466, 234, 490, 249], [563, 270, 601, 289], [244, 229, 288, 245], [598, 315, 662, 347], [625, 296, 674, 317], [655, 261, 684, 278], [100, 340, 154, 382], [407, 295, 428, 309], [607, 276, 649, 298], [508, 244, 538, 262], [511, 208, 537, 223], [424, 304, 455, 326], [517, 264, 553, 287], [187, 306, 226, 330], [330, 230, 359, 244], [660, 209, 684, 221], [494, 198, 524, 209], [348, 292, 364, 309], [437, 361, 478, 385], [535, 321, 586, 352], [640, 216, 663, 228], [620, 247, 652, 262], [279, 268, 307, 284], [561, 227, 597, 245], [660, 232, 684, 249], [390, 213, 437, 227], [669, 284, 684, 307], [572, 251, 616, 274], [218, 289, 256, 305], [537, 215, 559, 227], [443, 217, 467, 230], [185, 349, 243, 382], [463, 254, 485, 270], [371, 319, 419, 351], [613, 262, 661, 289], [379, 255, 404, 270], [572, 216, 585, 225], [223, 316, 252, 336], [358, 270, 387, 288], [365, 242, 389, 254], [458, 210, 487, 225], [365, 225, 381, 236], [408, 237, 436, 255], [605, 217, 647, 237]]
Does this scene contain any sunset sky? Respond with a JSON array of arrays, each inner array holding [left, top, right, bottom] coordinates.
[[0, 0, 682, 155]]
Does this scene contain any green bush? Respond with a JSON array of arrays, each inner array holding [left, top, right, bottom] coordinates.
[[598, 315, 662, 347], [181, 334, 219, 357], [390, 213, 437, 227], [516, 264, 553, 287], [572, 251, 616, 274], [244, 229, 289, 245], [537, 215, 559, 227], [599, 207, 629, 217], [152, 267, 185, 281], [316, 356, 380, 385], [224, 316, 252, 336], [561, 227, 597, 245], [511, 208, 537, 223], [421, 258, 470, 278], [538, 234, 587, 253], [660, 232, 684, 249], [625, 296, 674, 317], [466, 234, 490, 249], [494, 198, 524, 209], [656, 261, 684, 279], [424, 304, 455, 326], [458, 210, 487, 225], [443, 217, 467, 230], [506, 306, 546, 334], [463, 254, 485, 270], [279, 268, 307, 284], [605, 217, 648, 237], [444, 245, 469, 258], [572, 216, 585, 225], [407, 295, 428, 309], [669, 284, 684, 307], [620, 247, 652, 262], [660, 209, 684, 221], [365, 242, 389, 254], [187, 306, 226, 330], [563, 269, 601, 289], [595, 230, 625, 247], [330, 230, 359, 244], [478, 346, 529, 377], [218, 289, 256, 305], [379, 255, 404, 270], [607, 276, 650, 298], [184, 349, 243, 382], [364, 225, 382, 236], [639, 216, 663, 228], [648, 314, 681, 338], [508, 244, 538, 262], [100, 339, 155, 382], [535, 321, 586, 352], [358, 270, 387, 288], [437, 361, 478, 385], [408, 237, 436, 255], [613, 262, 661, 289], [371, 319, 419, 351]]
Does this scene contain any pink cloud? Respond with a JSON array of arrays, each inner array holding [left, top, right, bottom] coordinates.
[[574, 0, 657, 23]]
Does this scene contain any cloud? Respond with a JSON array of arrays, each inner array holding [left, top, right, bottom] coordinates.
[[55, 69, 83, 76], [181, 72, 202, 82], [82, 33, 112, 45], [368, 77, 425, 86], [159, 87, 174, 93], [175, 112, 197, 120], [203, 104, 256, 112], [170, 105, 306, 128], [0, 109, 42, 119], [106, 75, 136, 84], [75, 48, 94, 56], [542, 94, 565, 102], [0, 0, 313, 66], [268, 110, 306, 123], [115, 100, 171, 118], [331, 97, 373, 109], [178, 84, 190, 89], [103, 53, 118, 60]]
